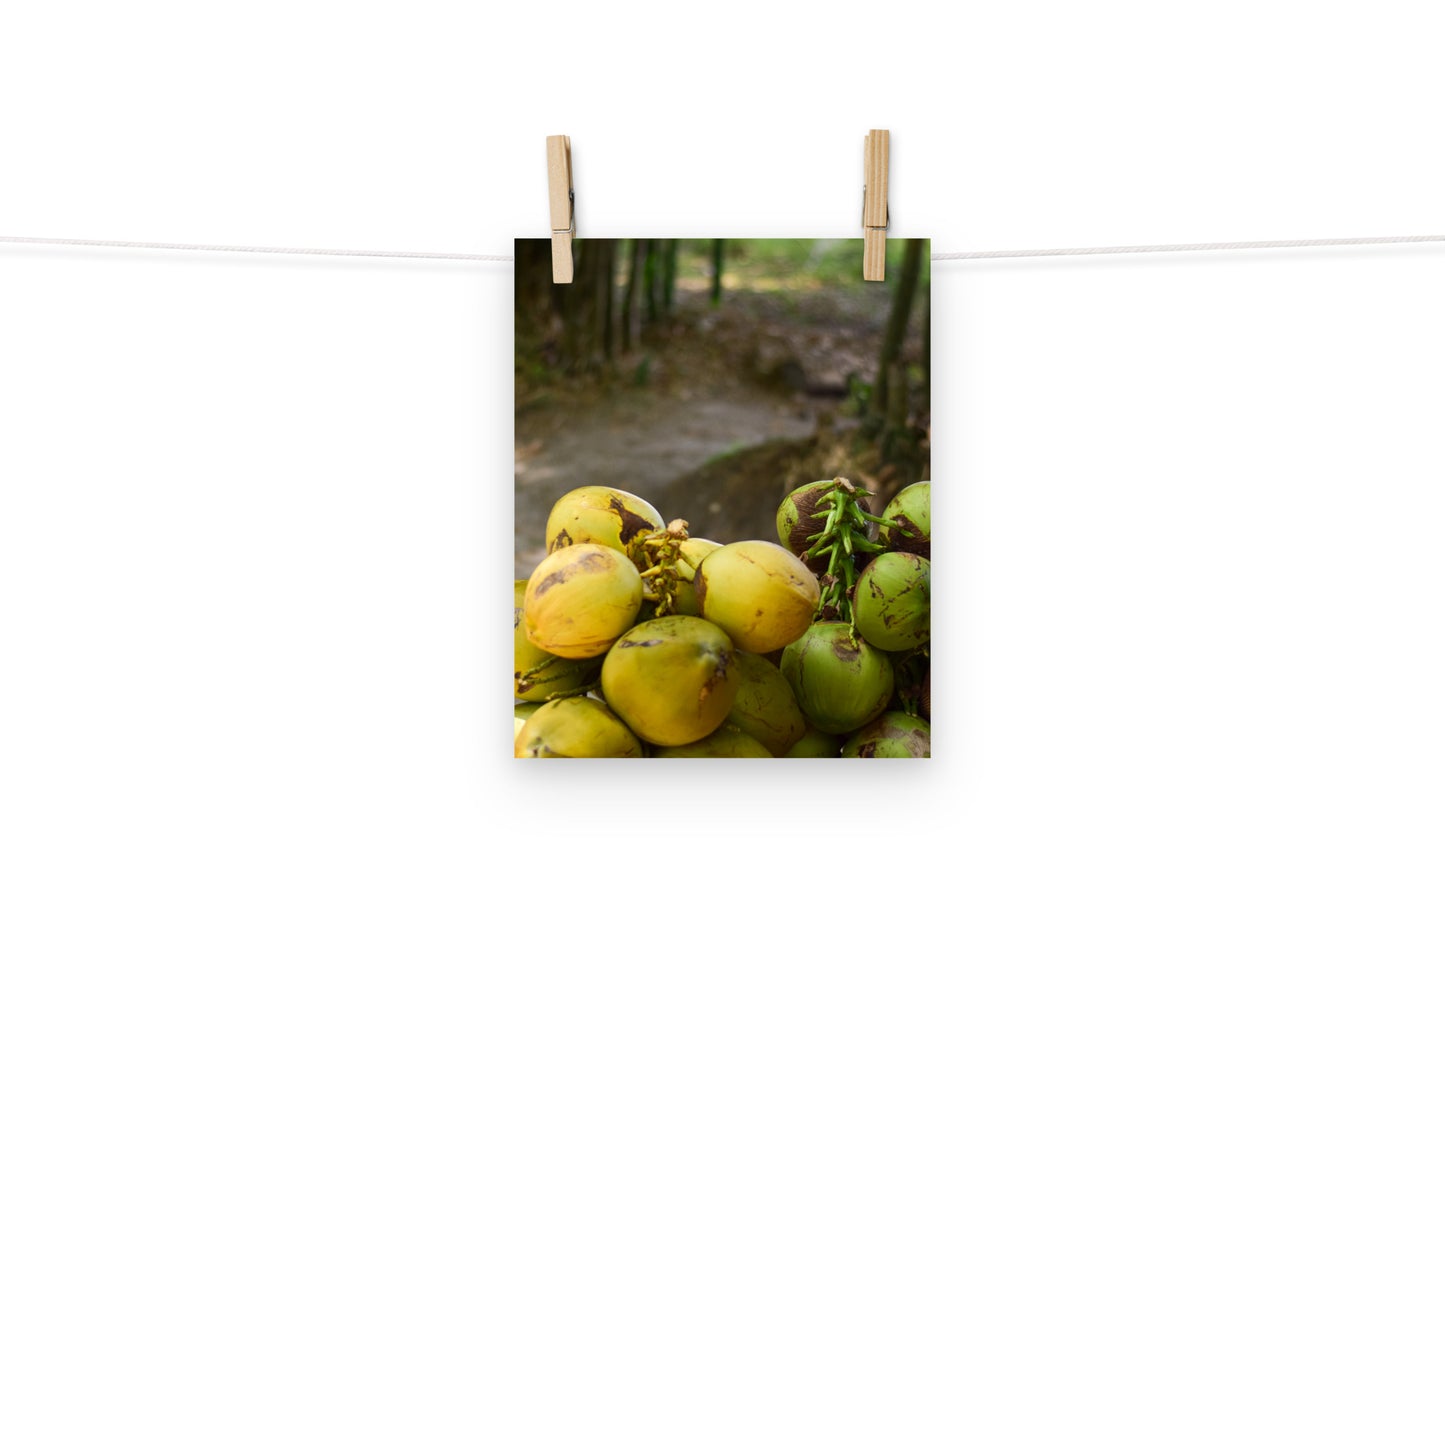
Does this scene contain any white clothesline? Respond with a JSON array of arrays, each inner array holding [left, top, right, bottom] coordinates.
[[4, 233, 1444, 265]]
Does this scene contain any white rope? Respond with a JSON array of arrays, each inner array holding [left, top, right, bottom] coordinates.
[[0, 235, 511, 262], [933, 234, 1445, 260], [3, 233, 1444, 265]]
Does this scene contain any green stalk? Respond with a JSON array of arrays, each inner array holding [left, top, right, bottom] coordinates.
[[801, 476, 881, 627]]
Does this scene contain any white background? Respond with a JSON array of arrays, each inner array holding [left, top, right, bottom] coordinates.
[[3, 3, 1444, 1441]]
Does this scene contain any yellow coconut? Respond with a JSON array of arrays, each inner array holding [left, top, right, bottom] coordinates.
[[695, 540, 820, 653], [668, 537, 722, 617], [524, 543, 643, 660], [600, 616, 738, 747], [514, 697, 644, 758], [544, 486, 663, 558], [514, 579, 599, 700]]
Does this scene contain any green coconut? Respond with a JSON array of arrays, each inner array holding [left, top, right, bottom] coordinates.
[[652, 726, 773, 758], [852, 551, 930, 652], [779, 623, 895, 734], [723, 651, 809, 756], [513, 701, 543, 743], [784, 727, 845, 758], [775, 481, 837, 570], [879, 481, 930, 559], [841, 711, 931, 758]]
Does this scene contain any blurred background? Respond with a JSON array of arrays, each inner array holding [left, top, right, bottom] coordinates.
[[514, 238, 930, 575]]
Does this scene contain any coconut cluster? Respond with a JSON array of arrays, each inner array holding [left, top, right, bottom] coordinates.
[[514, 482, 931, 758]]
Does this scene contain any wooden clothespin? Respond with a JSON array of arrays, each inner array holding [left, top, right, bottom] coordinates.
[[863, 129, 889, 281], [546, 135, 575, 284]]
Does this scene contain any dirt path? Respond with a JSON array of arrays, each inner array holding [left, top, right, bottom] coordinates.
[[514, 287, 892, 575], [515, 386, 830, 576]]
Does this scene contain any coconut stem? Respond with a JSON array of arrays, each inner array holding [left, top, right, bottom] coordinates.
[[802, 477, 890, 625], [637, 519, 691, 616]]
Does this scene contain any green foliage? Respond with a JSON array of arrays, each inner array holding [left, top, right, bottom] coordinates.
[[717, 238, 928, 291]]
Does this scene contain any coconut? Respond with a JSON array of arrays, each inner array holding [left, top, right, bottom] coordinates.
[[600, 615, 739, 747], [879, 481, 930, 559], [652, 726, 772, 758], [779, 622, 894, 734], [852, 551, 930, 651], [841, 711, 931, 758], [513, 579, 600, 700], [515, 697, 644, 758], [696, 540, 820, 653], [723, 651, 808, 756], [666, 537, 722, 617], [777, 480, 840, 569], [544, 486, 663, 558], [784, 727, 844, 758], [524, 543, 643, 659]]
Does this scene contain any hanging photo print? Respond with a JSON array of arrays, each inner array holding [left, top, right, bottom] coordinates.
[[514, 238, 931, 758]]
